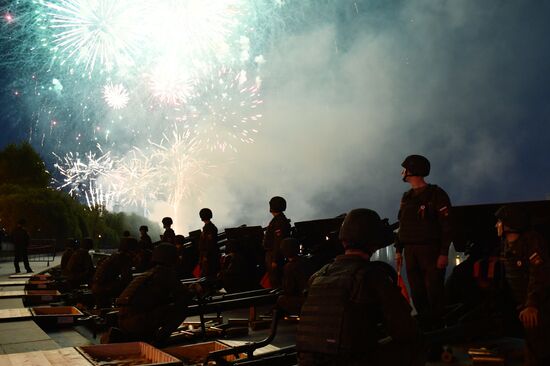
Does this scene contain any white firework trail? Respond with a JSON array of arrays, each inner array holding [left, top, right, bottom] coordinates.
[[53, 145, 115, 196]]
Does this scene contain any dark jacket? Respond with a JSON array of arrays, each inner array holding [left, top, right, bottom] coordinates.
[[263, 213, 291, 263], [297, 255, 423, 366], [396, 184, 452, 255], [198, 222, 218, 256], [65, 248, 94, 288], [11, 226, 30, 248], [502, 230, 550, 309]]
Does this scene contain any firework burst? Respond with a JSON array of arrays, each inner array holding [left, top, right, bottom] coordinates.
[[148, 128, 211, 208], [175, 67, 263, 152], [42, 0, 147, 74], [53, 145, 115, 196], [102, 82, 129, 109]]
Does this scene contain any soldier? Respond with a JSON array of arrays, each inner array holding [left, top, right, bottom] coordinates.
[[65, 237, 94, 289], [219, 239, 255, 293], [11, 219, 33, 273], [263, 196, 291, 288], [198, 208, 219, 279], [91, 237, 137, 308], [116, 243, 192, 344], [161, 217, 175, 244], [60, 238, 78, 274], [395, 154, 452, 333], [277, 238, 314, 315], [496, 205, 550, 365], [138, 225, 153, 251], [297, 209, 424, 366]]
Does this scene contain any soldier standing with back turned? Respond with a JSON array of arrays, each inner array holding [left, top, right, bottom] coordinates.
[[263, 196, 291, 288], [161, 217, 175, 244], [198, 208, 219, 279], [395, 154, 452, 335], [297, 208, 424, 366]]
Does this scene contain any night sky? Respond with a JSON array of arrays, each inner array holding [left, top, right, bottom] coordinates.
[[1, 0, 549, 232]]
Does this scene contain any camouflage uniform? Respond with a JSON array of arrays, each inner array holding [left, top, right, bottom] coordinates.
[[91, 251, 134, 307], [60, 247, 75, 273], [65, 247, 94, 289], [198, 222, 219, 278], [502, 231, 550, 365], [263, 214, 291, 288], [297, 256, 424, 366], [138, 233, 153, 251], [162, 228, 175, 244], [277, 256, 313, 315], [220, 242, 255, 293], [396, 184, 452, 330], [117, 264, 191, 342]]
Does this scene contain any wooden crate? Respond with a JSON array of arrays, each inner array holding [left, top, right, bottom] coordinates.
[[164, 341, 246, 365], [31, 306, 83, 327], [24, 290, 62, 305], [0, 347, 91, 366], [77, 342, 181, 365], [26, 280, 56, 290]]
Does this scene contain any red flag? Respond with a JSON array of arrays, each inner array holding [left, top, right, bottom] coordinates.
[[260, 272, 271, 289], [397, 271, 410, 303], [192, 264, 201, 278]]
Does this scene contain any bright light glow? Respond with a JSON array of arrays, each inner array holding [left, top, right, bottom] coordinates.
[[102, 82, 129, 109]]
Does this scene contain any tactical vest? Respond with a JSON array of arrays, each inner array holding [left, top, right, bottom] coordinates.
[[116, 266, 160, 309], [398, 184, 441, 244], [296, 260, 385, 355], [93, 253, 126, 285]]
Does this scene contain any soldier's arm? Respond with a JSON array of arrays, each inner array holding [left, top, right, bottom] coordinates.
[[434, 188, 453, 255], [525, 234, 550, 309], [395, 194, 407, 254]]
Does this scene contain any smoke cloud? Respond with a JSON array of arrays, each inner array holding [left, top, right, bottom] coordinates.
[[181, 0, 550, 233]]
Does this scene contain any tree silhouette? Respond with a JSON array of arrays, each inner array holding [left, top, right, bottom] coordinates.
[[0, 142, 51, 188]]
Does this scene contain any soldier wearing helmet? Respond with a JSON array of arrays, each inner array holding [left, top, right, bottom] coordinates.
[[116, 243, 192, 344], [496, 205, 550, 365], [198, 208, 219, 280], [91, 237, 137, 308], [297, 208, 424, 366], [276, 238, 314, 315], [395, 154, 452, 335], [160, 217, 175, 244], [138, 225, 153, 251], [65, 237, 95, 290], [262, 196, 292, 288]]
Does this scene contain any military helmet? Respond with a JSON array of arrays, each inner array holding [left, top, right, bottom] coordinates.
[[139, 225, 148, 232], [162, 217, 173, 226], [281, 237, 300, 258], [339, 208, 385, 253], [174, 234, 185, 245], [151, 243, 178, 266], [269, 196, 287, 212], [495, 205, 529, 232], [199, 208, 213, 220], [401, 155, 430, 177]]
